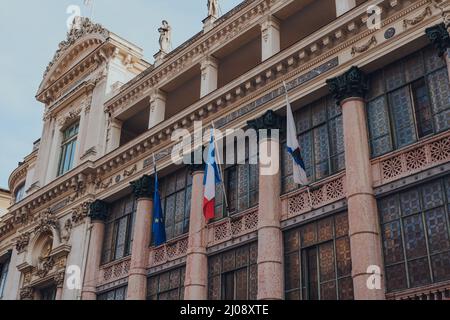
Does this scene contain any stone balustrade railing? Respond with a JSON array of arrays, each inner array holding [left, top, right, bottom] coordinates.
[[207, 207, 259, 246], [148, 235, 189, 268], [99, 257, 131, 285]]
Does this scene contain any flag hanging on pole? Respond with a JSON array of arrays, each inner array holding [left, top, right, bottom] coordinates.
[[284, 83, 309, 186], [152, 158, 166, 246], [203, 129, 222, 221]]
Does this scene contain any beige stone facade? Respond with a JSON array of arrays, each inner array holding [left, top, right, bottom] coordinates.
[[1, 0, 450, 300], [0, 189, 10, 219]]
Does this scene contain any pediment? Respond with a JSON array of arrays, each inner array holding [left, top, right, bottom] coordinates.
[[37, 17, 110, 96]]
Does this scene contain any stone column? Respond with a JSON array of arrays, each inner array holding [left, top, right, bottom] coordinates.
[[247, 110, 284, 300], [261, 15, 281, 61], [200, 56, 219, 98], [81, 200, 109, 300], [148, 89, 167, 129], [106, 118, 123, 153], [426, 23, 450, 79], [184, 163, 208, 299], [336, 0, 356, 17], [327, 66, 385, 300], [127, 175, 154, 300]]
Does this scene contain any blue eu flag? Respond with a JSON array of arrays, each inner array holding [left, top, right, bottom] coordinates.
[[152, 170, 166, 246]]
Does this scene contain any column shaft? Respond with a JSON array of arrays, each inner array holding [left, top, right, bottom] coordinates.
[[81, 221, 105, 300], [341, 98, 385, 299], [127, 197, 153, 300], [184, 170, 208, 299]]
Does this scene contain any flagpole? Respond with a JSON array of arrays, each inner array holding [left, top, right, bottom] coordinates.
[[211, 122, 229, 213], [283, 81, 313, 208]]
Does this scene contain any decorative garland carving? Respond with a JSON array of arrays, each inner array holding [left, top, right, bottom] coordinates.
[[123, 164, 137, 177], [403, 6, 432, 28], [351, 35, 378, 56]]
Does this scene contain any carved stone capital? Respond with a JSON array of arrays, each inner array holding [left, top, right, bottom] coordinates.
[[54, 271, 65, 288], [247, 110, 284, 138], [326, 66, 368, 105], [20, 287, 34, 300], [88, 200, 109, 222], [130, 175, 154, 200], [425, 23, 450, 57]]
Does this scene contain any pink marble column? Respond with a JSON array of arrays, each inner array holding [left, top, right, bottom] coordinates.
[[327, 67, 385, 300], [81, 200, 108, 300], [127, 175, 154, 300], [184, 167, 208, 300], [248, 111, 284, 300]]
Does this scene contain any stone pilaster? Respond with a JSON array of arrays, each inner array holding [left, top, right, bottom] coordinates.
[[81, 200, 109, 300], [336, 0, 356, 17], [127, 175, 154, 300], [247, 110, 284, 300], [184, 161, 208, 300], [148, 90, 166, 129], [327, 66, 385, 300], [200, 56, 219, 98], [261, 15, 280, 61]]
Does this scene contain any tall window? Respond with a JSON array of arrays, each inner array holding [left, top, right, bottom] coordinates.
[[367, 45, 450, 158], [14, 183, 25, 203], [160, 168, 192, 241], [147, 266, 185, 300], [379, 176, 450, 292], [0, 254, 10, 298], [39, 285, 56, 300], [97, 286, 127, 300], [57, 122, 79, 176], [215, 143, 259, 218], [281, 95, 345, 194], [101, 194, 136, 264], [208, 242, 258, 300], [284, 213, 353, 300]]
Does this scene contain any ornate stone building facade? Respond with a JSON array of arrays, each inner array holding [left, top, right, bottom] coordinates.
[[1, 0, 450, 300]]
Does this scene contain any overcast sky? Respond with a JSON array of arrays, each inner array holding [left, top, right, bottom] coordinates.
[[0, 0, 242, 189]]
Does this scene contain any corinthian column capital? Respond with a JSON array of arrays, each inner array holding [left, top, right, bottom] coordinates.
[[326, 66, 369, 105], [425, 23, 450, 57]]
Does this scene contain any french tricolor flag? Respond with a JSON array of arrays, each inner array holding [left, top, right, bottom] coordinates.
[[203, 129, 222, 221], [285, 85, 309, 186]]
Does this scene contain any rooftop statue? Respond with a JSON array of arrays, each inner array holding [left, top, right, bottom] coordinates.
[[158, 20, 172, 53], [208, 0, 219, 18]]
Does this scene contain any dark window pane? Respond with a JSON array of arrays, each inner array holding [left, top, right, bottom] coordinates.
[[335, 237, 352, 277], [319, 242, 336, 282], [382, 220, 404, 265], [431, 251, 450, 282], [385, 264, 407, 291], [338, 277, 354, 300], [408, 257, 431, 287], [389, 87, 416, 148], [403, 214, 427, 259], [411, 79, 434, 137], [425, 207, 450, 254]]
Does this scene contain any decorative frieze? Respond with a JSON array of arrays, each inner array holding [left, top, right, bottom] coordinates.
[[351, 35, 378, 56], [403, 6, 432, 28]]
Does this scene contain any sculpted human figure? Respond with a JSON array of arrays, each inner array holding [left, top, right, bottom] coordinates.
[[158, 20, 172, 53], [208, 0, 219, 18]]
